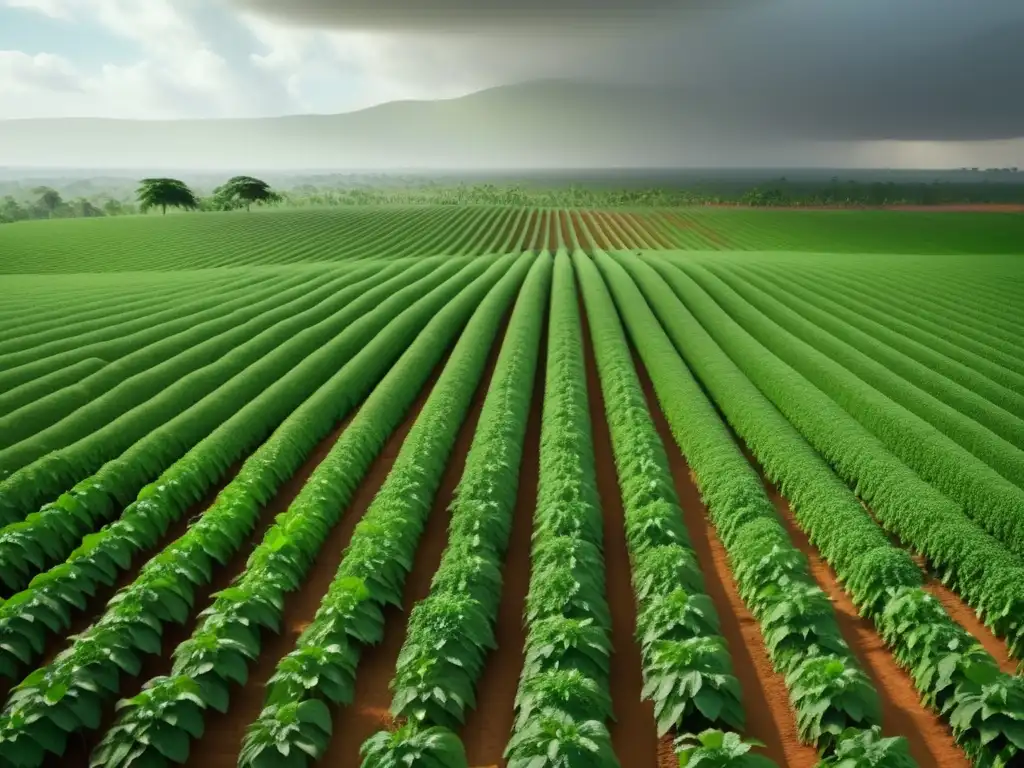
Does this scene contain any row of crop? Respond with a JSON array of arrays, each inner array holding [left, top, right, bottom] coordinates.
[[680, 264, 1024, 562], [591, 250, 891, 761], [778, 267, 1024, 398], [645, 257, 1024, 665], [0, 273, 247, 357], [0, 254, 519, 768], [847, 266, 1024, 353], [502, 251, 618, 767], [0, 272, 242, 338], [0, 267, 319, 423], [0, 267, 315, 397], [703, 263, 1024, 490], [0, 270, 280, 373], [235, 252, 536, 768], [234, 252, 533, 768], [574, 250, 762, 761], [726, 263, 1024, 452], [809, 264, 1024, 374], [631, 252, 1024, 766], [0, 264, 358, 460], [0, 259, 456, 598], [741, 259, 1024, 423], [356, 253, 552, 767], [0, 257, 484, 684]]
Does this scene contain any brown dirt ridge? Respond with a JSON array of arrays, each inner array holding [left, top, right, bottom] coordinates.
[[182, 360, 446, 768], [326, 316, 510, 768], [633, 354, 817, 768], [461, 320, 546, 768], [580, 300, 661, 768]]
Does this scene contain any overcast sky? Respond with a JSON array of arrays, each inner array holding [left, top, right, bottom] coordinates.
[[1, 0, 1022, 166]]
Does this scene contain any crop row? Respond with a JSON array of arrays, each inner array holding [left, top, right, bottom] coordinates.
[[0, 258, 461, 599], [235, 250, 534, 768], [632, 252, 1024, 766], [647, 257, 1024, 665], [358, 252, 552, 766], [595, 250, 893, 762], [0, 255, 515, 768], [575, 249, 761, 760], [0, 266, 343, 447], [723, 264, 1024, 452], [502, 251, 618, 767]]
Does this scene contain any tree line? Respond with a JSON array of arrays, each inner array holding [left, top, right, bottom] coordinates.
[[5, 175, 1024, 225], [0, 176, 281, 223]]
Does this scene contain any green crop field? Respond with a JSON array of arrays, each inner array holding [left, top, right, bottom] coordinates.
[[0, 205, 1022, 768]]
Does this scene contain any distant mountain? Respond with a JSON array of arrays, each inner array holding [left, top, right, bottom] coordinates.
[[0, 80, 800, 170]]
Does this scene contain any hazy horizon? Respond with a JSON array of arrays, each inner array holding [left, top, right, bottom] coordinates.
[[2, 1, 1022, 169]]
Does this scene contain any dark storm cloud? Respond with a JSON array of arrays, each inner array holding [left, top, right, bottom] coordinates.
[[230, 0, 1024, 142], [229, 0, 719, 29]]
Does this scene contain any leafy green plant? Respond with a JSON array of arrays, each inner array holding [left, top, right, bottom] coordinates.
[[359, 253, 552, 764], [821, 727, 916, 768], [361, 723, 469, 768], [675, 730, 777, 768], [505, 710, 617, 768]]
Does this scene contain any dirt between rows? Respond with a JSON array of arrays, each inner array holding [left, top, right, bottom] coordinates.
[[705, 203, 1024, 213], [45, 413, 357, 768], [632, 355, 817, 768], [460, 322, 546, 768], [580, 304, 663, 768], [756, 470, 968, 768], [319, 314, 510, 767], [181, 359, 448, 768]]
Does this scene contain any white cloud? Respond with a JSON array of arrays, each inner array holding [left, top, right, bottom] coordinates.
[[0, 51, 81, 93], [4, 0, 70, 19], [0, 0, 299, 119]]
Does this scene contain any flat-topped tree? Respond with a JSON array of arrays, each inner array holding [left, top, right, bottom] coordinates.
[[137, 178, 199, 215], [214, 175, 281, 211]]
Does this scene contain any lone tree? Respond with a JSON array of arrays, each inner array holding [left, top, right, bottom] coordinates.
[[33, 187, 63, 219], [214, 175, 281, 211], [137, 178, 199, 215]]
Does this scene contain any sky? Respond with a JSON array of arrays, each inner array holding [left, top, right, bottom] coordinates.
[[1, 0, 1023, 167]]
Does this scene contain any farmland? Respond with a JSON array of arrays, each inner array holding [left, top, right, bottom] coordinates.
[[0, 205, 1022, 768]]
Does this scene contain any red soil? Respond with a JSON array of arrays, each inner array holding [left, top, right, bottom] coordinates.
[[624, 212, 675, 250], [182, 364, 445, 768], [633, 356, 817, 768], [580, 304, 661, 768], [761, 476, 969, 768], [558, 210, 575, 252], [663, 211, 732, 248], [705, 203, 1024, 213], [546, 210, 559, 253], [913, 556, 1018, 676], [569, 210, 598, 254], [460, 325, 546, 767], [45, 417, 358, 768], [324, 317, 509, 768]]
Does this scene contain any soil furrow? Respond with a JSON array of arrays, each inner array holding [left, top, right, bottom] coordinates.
[[758, 467, 968, 767], [44, 416, 356, 768], [580, 302, 660, 768], [326, 316, 510, 768], [460, 327, 546, 768], [633, 354, 817, 768], [180, 360, 446, 768]]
